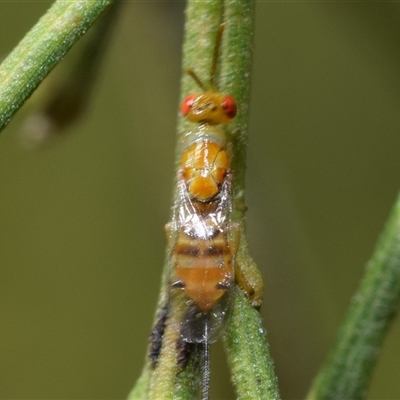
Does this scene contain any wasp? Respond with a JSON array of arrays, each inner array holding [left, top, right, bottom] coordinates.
[[150, 24, 263, 400]]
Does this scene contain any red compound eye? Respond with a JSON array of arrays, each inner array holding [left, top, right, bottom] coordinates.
[[221, 95, 237, 119], [181, 94, 196, 116]]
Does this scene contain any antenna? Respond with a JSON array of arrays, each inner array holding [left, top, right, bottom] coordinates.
[[209, 23, 225, 91], [185, 23, 225, 93], [186, 68, 207, 91]]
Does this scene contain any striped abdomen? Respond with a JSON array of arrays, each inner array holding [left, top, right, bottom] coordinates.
[[172, 230, 234, 312]]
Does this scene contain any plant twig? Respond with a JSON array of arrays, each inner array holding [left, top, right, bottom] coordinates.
[[220, 2, 280, 399], [130, 1, 279, 399], [20, 0, 121, 147], [0, 0, 115, 133], [307, 191, 400, 399]]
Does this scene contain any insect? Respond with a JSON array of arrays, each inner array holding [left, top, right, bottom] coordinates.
[[149, 23, 262, 400], [166, 23, 239, 346]]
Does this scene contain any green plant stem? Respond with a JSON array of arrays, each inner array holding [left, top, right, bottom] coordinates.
[[38, 1, 121, 130], [225, 286, 280, 400], [220, 2, 280, 399], [129, 1, 280, 399], [0, 0, 115, 133], [307, 191, 400, 399]]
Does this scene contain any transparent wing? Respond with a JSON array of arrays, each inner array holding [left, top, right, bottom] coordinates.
[[168, 175, 238, 343]]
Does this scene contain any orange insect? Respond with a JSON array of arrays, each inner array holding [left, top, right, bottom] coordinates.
[[165, 24, 239, 344], [149, 24, 263, 400]]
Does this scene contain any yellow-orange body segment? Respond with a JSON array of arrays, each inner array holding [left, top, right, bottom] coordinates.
[[181, 141, 229, 202], [173, 231, 233, 312]]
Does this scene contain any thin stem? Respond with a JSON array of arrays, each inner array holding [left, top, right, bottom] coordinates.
[[0, 0, 115, 133], [220, 1, 280, 399], [130, 0, 279, 399], [26, 1, 121, 140], [225, 287, 280, 400], [307, 191, 400, 399]]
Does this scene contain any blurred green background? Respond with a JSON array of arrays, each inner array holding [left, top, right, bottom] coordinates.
[[1, 1, 400, 399]]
